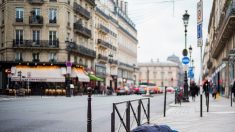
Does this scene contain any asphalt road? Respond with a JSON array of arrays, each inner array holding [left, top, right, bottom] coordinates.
[[0, 93, 174, 132]]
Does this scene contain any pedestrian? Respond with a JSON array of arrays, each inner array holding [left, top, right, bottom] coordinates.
[[203, 79, 210, 106], [212, 84, 217, 99], [190, 82, 197, 101], [232, 80, 235, 102]]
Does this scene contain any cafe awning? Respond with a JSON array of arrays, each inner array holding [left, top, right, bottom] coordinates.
[[71, 68, 90, 82], [10, 66, 65, 82], [88, 74, 104, 81]]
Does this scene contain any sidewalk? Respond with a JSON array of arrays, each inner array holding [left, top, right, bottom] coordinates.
[[152, 95, 235, 132]]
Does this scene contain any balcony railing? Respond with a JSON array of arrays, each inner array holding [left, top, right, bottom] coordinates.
[[211, 0, 235, 58], [28, 0, 44, 4], [15, 58, 23, 62], [49, 18, 57, 24], [73, 2, 91, 19], [74, 22, 91, 38], [98, 24, 109, 34], [96, 7, 109, 20], [85, 0, 95, 6], [109, 59, 118, 65], [49, 59, 57, 63], [119, 62, 133, 69], [29, 15, 43, 26], [77, 45, 96, 58], [16, 18, 23, 23], [97, 39, 116, 51], [12, 39, 59, 49], [98, 54, 108, 61]]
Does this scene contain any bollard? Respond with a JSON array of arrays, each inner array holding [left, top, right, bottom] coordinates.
[[231, 88, 233, 107], [87, 87, 92, 132], [207, 93, 209, 112], [164, 86, 167, 117], [175, 90, 176, 104], [200, 86, 203, 117]]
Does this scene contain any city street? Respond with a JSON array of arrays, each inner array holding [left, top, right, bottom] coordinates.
[[0, 94, 174, 132]]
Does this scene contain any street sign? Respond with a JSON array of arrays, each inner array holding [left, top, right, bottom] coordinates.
[[66, 61, 72, 67], [197, 0, 203, 24], [197, 23, 203, 47], [197, 23, 202, 39], [67, 66, 71, 74], [182, 56, 190, 65], [188, 67, 194, 79]]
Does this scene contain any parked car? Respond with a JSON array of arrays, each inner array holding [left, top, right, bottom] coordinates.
[[166, 87, 175, 93]]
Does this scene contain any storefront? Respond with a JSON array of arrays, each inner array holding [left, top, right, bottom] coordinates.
[[212, 63, 226, 95]]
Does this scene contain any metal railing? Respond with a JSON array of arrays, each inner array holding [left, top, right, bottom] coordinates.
[[73, 2, 91, 19], [29, 15, 43, 25], [13, 39, 59, 48], [111, 98, 150, 132], [28, 0, 44, 4], [74, 22, 92, 38]]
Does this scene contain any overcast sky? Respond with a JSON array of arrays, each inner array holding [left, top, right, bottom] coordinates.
[[127, 0, 213, 81]]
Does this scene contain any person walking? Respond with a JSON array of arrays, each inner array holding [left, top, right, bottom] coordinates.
[[203, 79, 210, 106], [212, 84, 217, 99], [190, 82, 197, 102]]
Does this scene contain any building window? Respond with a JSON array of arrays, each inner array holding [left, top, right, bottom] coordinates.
[[32, 53, 40, 62], [16, 7, 24, 22], [49, 52, 56, 62], [49, 31, 57, 45], [67, 11, 70, 26], [15, 30, 23, 45], [32, 30, 40, 45], [2, 10, 4, 25], [32, 8, 41, 16], [15, 52, 22, 61], [49, 8, 57, 23]]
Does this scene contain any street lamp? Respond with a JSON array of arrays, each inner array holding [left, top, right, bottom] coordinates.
[[133, 64, 137, 86], [109, 53, 113, 89], [65, 39, 74, 97], [189, 45, 192, 85], [182, 10, 190, 102]]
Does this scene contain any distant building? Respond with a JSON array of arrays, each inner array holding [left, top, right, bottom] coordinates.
[[138, 55, 183, 88]]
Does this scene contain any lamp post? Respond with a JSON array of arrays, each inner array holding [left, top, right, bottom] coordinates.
[[189, 45, 192, 85], [133, 64, 137, 86], [182, 10, 190, 102], [17, 71, 22, 89], [109, 53, 113, 89], [65, 39, 74, 97]]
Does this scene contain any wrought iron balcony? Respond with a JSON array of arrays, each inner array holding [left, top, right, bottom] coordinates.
[[28, 0, 44, 4], [97, 39, 116, 51], [74, 22, 91, 38], [49, 18, 57, 24], [211, 0, 235, 58], [98, 24, 109, 34], [85, 0, 95, 6], [77, 45, 96, 58], [12, 39, 59, 49], [98, 54, 108, 62], [73, 2, 91, 19], [29, 15, 43, 26], [109, 59, 118, 65], [16, 18, 23, 23], [96, 7, 109, 20], [119, 62, 133, 69]]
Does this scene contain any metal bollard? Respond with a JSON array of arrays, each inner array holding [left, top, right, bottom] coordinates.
[[164, 86, 167, 117], [231, 88, 233, 107], [87, 87, 92, 132], [200, 86, 203, 117]]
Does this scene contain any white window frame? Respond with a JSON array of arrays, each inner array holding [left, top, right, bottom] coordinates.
[[15, 30, 23, 45], [16, 7, 24, 19], [49, 8, 57, 23]]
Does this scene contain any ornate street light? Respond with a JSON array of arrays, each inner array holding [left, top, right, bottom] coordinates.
[[182, 10, 190, 102]]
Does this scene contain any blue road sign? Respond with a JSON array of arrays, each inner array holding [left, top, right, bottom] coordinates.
[[197, 23, 202, 39], [188, 67, 194, 79], [182, 56, 190, 64]]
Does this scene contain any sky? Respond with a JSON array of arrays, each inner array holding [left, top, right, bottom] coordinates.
[[127, 0, 213, 81]]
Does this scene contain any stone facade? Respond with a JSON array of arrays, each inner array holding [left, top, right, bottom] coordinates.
[[206, 0, 235, 97]]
